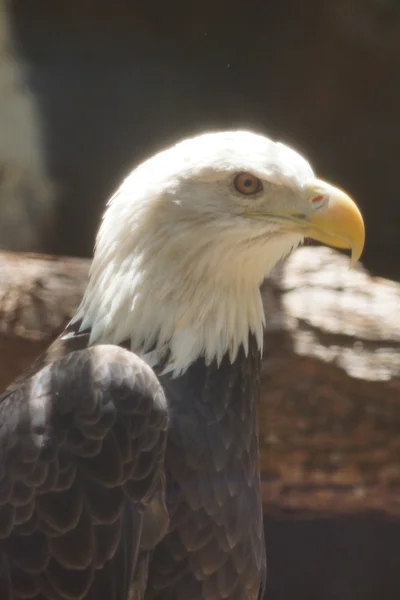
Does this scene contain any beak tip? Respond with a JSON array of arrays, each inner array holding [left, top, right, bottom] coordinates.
[[351, 255, 362, 269], [306, 179, 365, 267], [350, 221, 365, 268]]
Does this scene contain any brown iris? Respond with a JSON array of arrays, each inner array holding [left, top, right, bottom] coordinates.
[[234, 172, 263, 195]]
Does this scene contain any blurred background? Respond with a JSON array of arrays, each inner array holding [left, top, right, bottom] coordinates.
[[1, 0, 400, 597]]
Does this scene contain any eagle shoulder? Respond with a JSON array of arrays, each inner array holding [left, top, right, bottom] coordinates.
[[0, 344, 169, 600]]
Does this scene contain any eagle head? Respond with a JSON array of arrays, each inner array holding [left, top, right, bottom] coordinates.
[[76, 131, 365, 374]]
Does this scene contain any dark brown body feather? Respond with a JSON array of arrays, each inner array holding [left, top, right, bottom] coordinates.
[[0, 326, 265, 599], [148, 337, 265, 599]]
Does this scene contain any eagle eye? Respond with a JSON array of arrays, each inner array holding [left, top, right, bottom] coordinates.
[[234, 172, 263, 195]]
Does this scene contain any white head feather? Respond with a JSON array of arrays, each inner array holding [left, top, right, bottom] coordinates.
[[74, 131, 315, 375]]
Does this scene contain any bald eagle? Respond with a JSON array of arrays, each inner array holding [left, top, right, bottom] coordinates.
[[0, 131, 364, 600]]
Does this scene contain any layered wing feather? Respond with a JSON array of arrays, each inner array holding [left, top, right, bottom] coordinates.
[[0, 345, 168, 600]]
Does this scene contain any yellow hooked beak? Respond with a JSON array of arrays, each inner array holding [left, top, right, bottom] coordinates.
[[304, 179, 365, 266], [244, 178, 365, 265]]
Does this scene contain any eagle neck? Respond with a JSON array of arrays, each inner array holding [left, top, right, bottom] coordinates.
[[76, 237, 267, 377]]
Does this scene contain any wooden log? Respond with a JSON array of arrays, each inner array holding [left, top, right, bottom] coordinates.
[[261, 247, 400, 517], [0, 251, 89, 390], [0, 247, 399, 517]]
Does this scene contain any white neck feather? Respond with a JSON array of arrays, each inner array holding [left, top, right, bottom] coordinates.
[[74, 214, 301, 376]]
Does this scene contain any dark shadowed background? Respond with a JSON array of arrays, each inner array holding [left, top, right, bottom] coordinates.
[[3, 1, 400, 598]]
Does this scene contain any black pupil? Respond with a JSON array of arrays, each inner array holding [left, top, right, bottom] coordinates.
[[244, 178, 253, 188]]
